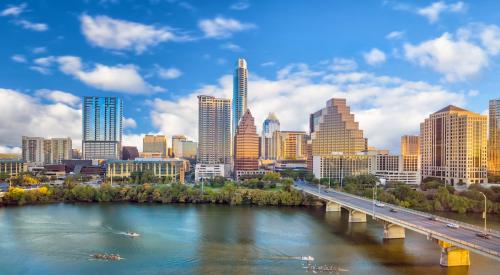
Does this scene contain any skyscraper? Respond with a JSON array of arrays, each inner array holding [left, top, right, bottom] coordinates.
[[420, 105, 488, 185], [172, 135, 187, 157], [232, 58, 248, 136], [197, 95, 231, 164], [261, 112, 280, 159], [310, 98, 369, 181], [234, 109, 259, 178], [401, 135, 420, 156], [22, 136, 72, 164], [49, 138, 72, 164], [82, 96, 123, 160], [22, 136, 45, 164], [143, 135, 167, 157], [271, 131, 307, 161], [488, 99, 500, 176]]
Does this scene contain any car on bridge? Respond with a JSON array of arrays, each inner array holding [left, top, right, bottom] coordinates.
[[375, 202, 385, 207], [446, 223, 460, 229]]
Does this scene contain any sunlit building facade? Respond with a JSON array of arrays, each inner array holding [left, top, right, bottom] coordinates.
[[172, 135, 187, 157], [143, 135, 167, 158], [22, 136, 72, 164], [0, 160, 27, 177], [261, 112, 280, 159], [401, 135, 419, 156], [369, 154, 421, 185], [420, 105, 488, 185], [234, 110, 260, 178], [107, 158, 185, 183], [489, 99, 500, 176], [271, 131, 307, 161]]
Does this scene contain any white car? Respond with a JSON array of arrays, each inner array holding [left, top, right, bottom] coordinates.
[[446, 223, 460, 229], [375, 202, 385, 207]]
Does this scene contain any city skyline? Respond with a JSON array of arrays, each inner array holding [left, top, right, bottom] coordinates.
[[1, 1, 500, 154]]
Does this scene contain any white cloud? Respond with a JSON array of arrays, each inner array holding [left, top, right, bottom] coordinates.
[[80, 14, 187, 53], [34, 56, 56, 66], [363, 48, 386, 66], [261, 61, 275, 67], [0, 88, 82, 150], [220, 42, 243, 52], [417, 1, 465, 23], [467, 89, 479, 97], [230, 1, 250, 10], [32, 47, 46, 54], [198, 16, 255, 38], [458, 24, 500, 56], [328, 58, 357, 71], [53, 55, 164, 94], [148, 64, 465, 153], [404, 32, 488, 82], [123, 117, 137, 129], [386, 31, 404, 40], [157, 66, 182, 79], [123, 134, 144, 152], [14, 19, 48, 31], [29, 66, 51, 75], [35, 89, 81, 107], [0, 145, 21, 154], [11, 54, 27, 63], [0, 3, 26, 17]]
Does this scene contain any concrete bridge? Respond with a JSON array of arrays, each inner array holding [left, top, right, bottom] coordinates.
[[294, 182, 500, 267]]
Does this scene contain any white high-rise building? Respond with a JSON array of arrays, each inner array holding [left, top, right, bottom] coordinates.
[[261, 112, 280, 159], [22, 136, 72, 164], [22, 136, 45, 165]]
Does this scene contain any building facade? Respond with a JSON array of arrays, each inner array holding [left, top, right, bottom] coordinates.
[[271, 131, 307, 161], [369, 154, 421, 185], [489, 99, 500, 176], [176, 141, 198, 160], [107, 158, 185, 183], [234, 110, 260, 178], [232, 58, 248, 137], [22, 136, 45, 164], [313, 154, 370, 182], [420, 105, 488, 185], [172, 135, 187, 157], [143, 135, 167, 158], [122, 146, 139, 160], [82, 96, 123, 160], [22, 136, 71, 164], [401, 135, 420, 156], [49, 138, 72, 164], [0, 160, 27, 177], [261, 112, 280, 159]]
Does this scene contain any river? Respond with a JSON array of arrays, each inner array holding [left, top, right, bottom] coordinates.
[[0, 204, 498, 274]]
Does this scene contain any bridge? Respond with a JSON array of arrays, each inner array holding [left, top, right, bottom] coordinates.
[[294, 181, 500, 267]]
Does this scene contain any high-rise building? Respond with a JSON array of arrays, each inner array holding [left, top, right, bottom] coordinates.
[[489, 99, 500, 176], [172, 135, 187, 157], [122, 146, 139, 160], [271, 131, 307, 161], [143, 135, 167, 157], [49, 138, 72, 164], [232, 58, 248, 136], [261, 112, 280, 159], [234, 110, 260, 178], [310, 98, 369, 181], [82, 96, 123, 160], [420, 105, 488, 185], [22, 136, 45, 164], [401, 135, 420, 156], [176, 141, 198, 160], [197, 95, 231, 165]]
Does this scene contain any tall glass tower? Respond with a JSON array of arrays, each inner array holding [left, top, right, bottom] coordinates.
[[261, 112, 280, 159], [232, 58, 248, 137], [82, 96, 123, 160], [489, 99, 500, 176]]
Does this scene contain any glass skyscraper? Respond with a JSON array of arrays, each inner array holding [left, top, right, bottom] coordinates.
[[232, 58, 248, 137], [82, 96, 123, 160], [261, 112, 280, 159], [489, 99, 500, 176]]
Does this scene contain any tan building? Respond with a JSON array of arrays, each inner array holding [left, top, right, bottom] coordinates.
[[107, 158, 185, 183], [0, 160, 27, 177], [369, 154, 421, 185], [420, 105, 488, 185], [310, 98, 369, 181], [401, 135, 420, 156], [489, 99, 500, 176], [143, 135, 167, 158], [234, 110, 259, 178], [22, 136, 72, 164], [271, 131, 307, 161], [171, 135, 187, 157]]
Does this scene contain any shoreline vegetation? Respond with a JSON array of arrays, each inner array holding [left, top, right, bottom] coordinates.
[[1, 172, 500, 215]]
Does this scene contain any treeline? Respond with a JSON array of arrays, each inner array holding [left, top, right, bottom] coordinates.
[[341, 174, 500, 214], [0, 182, 307, 207]]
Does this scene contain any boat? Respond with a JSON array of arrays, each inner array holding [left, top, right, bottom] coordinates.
[[300, 256, 315, 261], [91, 253, 124, 261], [125, 232, 140, 237]]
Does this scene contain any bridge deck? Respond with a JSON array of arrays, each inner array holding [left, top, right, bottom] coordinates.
[[294, 182, 500, 261]]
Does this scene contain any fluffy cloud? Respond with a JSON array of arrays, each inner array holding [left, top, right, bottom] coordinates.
[[404, 32, 488, 82], [35, 89, 81, 107], [230, 1, 250, 10], [220, 42, 243, 52], [198, 16, 255, 38], [0, 3, 26, 17], [156, 66, 182, 79], [34, 55, 165, 94], [0, 145, 21, 154], [417, 1, 465, 23], [328, 58, 357, 71], [363, 48, 386, 66], [0, 88, 82, 150], [80, 14, 187, 53], [386, 31, 404, 40], [14, 19, 48, 31], [123, 117, 137, 129], [148, 64, 466, 153], [1, 3, 48, 31], [11, 54, 27, 63]]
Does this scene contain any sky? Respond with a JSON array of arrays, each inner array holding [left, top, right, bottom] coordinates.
[[1, 0, 499, 154]]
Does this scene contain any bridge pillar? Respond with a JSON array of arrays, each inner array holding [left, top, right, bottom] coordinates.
[[348, 209, 367, 223], [383, 222, 405, 239], [438, 240, 470, 267], [326, 201, 341, 212]]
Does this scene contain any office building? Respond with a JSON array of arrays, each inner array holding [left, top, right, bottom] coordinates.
[[232, 58, 248, 136], [122, 146, 139, 160], [176, 141, 198, 160], [107, 158, 185, 183], [0, 160, 27, 177], [234, 110, 260, 178], [22, 136, 45, 164], [82, 96, 123, 160], [369, 154, 421, 185], [401, 135, 420, 156], [420, 105, 488, 185], [489, 99, 500, 176], [171, 135, 187, 157], [49, 138, 72, 164], [261, 112, 280, 159], [310, 98, 369, 181], [143, 135, 167, 158], [271, 131, 307, 161]]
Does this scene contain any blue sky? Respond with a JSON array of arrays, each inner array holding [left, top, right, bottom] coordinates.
[[1, 0, 499, 153]]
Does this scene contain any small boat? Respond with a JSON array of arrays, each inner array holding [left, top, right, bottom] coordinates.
[[300, 256, 315, 261], [125, 232, 140, 237], [91, 253, 124, 261]]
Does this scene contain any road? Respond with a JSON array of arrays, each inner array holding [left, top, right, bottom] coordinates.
[[294, 181, 500, 261]]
